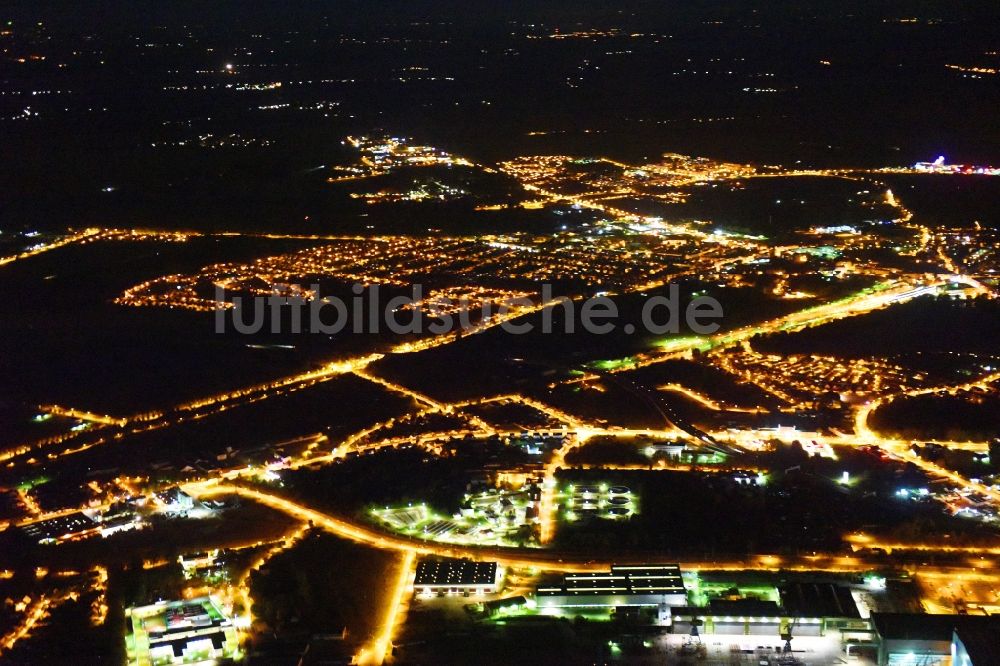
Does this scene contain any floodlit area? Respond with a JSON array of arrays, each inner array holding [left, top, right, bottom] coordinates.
[[5, 4, 1000, 663], [371, 486, 540, 547], [125, 596, 240, 666], [561, 482, 638, 521], [658, 633, 868, 666]]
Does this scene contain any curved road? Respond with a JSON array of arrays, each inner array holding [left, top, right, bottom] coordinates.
[[183, 480, 998, 576]]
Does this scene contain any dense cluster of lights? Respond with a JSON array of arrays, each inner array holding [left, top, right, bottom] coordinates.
[[4, 141, 1000, 663]]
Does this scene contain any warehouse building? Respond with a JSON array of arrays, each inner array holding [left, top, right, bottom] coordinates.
[[872, 613, 1000, 666], [670, 583, 864, 638], [779, 582, 864, 634], [952, 624, 1000, 666], [413, 558, 500, 597], [21, 511, 99, 544], [126, 596, 239, 665], [536, 564, 686, 610], [669, 599, 810, 637]]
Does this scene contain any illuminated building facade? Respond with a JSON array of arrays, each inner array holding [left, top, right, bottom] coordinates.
[[873, 613, 1000, 666], [536, 564, 686, 609], [126, 596, 239, 666]]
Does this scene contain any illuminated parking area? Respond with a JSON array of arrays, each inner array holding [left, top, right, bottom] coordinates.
[[659, 632, 850, 665]]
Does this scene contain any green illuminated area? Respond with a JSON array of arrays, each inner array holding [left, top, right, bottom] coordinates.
[[655, 336, 711, 354], [590, 357, 638, 372], [559, 482, 638, 523], [370, 487, 539, 547], [684, 572, 781, 608], [490, 603, 617, 623], [647, 448, 728, 465], [474, 595, 621, 624], [15, 475, 50, 492], [125, 596, 240, 666]]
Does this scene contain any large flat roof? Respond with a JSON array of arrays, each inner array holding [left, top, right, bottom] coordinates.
[[414, 558, 497, 586], [955, 624, 1000, 664], [21, 511, 96, 540], [872, 613, 1000, 642], [779, 582, 861, 619], [708, 599, 782, 617], [538, 564, 684, 597]]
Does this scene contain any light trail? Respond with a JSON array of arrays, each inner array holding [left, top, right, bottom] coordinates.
[[183, 481, 1000, 593], [538, 432, 593, 544], [656, 384, 767, 414], [0, 228, 102, 268], [570, 461, 765, 474], [13, 504, 111, 528], [90, 566, 109, 625], [657, 384, 725, 411], [854, 371, 1000, 452], [230, 523, 310, 634], [16, 488, 42, 517], [846, 533, 1000, 556], [350, 369, 497, 437], [38, 404, 127, 427], [352, 369, 444, 410], [357, 550, 415, 666], [1, 355, 383, 465], [0, 595, 53, 656], [4, 287, 551, 467], [566, 279, 946, 383]]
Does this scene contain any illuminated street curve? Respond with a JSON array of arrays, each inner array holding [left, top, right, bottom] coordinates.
[[183, 481, 1000, 576]]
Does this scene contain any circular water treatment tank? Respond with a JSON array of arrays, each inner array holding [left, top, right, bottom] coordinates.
[[608, 486, 630, 495], [608, 496, 631, 506], [607, 507, 630, 516]]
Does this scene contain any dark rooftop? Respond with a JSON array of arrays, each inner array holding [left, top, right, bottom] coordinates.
[[20, 511, 96, 541], [872, 613, 1000, 642], [414, 558, 497, 586], [779, 582, 861, 619], [954, 624, 1000, 665], [537, 564, 684, 597], [708, 599, 782, 617]]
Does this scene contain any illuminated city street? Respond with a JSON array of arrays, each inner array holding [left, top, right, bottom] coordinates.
[[3, 3, 1000, 665]]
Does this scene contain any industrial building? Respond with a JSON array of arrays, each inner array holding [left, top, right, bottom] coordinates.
[[872, 613, 1000, 666], [952, 624, 1000, 666], [20, 507, 143, 544], [779, 582, 866, 634], [413, 558, 500, 596], [668, 582, 864, 638], [536, 564, 686, 610], [179, 549, 219, 578], [21, 511, 98, 543], [126, 596, 239, 666]]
